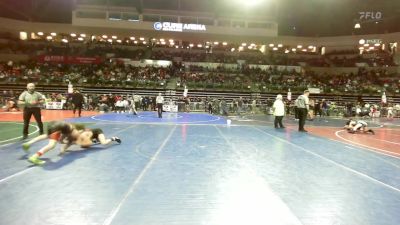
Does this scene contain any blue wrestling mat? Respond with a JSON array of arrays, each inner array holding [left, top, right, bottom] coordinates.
[[2, 111, 400, 225], [65, 111, 227, 125]]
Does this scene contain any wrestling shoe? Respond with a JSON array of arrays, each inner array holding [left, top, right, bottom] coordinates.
[[28, 156, 45, 166], [112, 137, 121, 144]]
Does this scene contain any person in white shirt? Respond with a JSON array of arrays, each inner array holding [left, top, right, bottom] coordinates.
[[387, 104, 394, 120], [115, 99, 124, 113], [156, 92, 164, 118], [133, 93, 141, 111], [128, 96, 138, 116], [272, 94, 285, 128]]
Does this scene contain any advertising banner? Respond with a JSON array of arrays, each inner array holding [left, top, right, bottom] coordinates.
[[37, 55, 103, 64], [46, 102, 64, 110]]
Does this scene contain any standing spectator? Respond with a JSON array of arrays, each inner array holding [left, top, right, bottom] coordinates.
[[237, 97, 243, 117], [387, 103, 394, 120], [141, 96, 147, 111], [294, 99, 299, 121], [251, 99, 257, 114], [156, 92, 164, 118], [129, 97, 138, 115], [345, 101, 353, 117], [18, 83, 45, 139], [133, 93, 141, 111], [184, 97, 190, 113], [314, 100, 322, 117], [151, 96, 156, 111], [71, 90, 84, 117], [308, 98, 315, 121], [220, 97, 228, 116], [285, 100, 291, 116], [115, 98, 125, 113], [295, 90, 310, 132], [321, 99, 329, 116], [207, 98, 213, 114], [272, 94, 285, 129]]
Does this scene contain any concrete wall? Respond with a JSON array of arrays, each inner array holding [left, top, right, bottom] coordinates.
[[0, 53, 29, 62], [307, 66, 399, 75]]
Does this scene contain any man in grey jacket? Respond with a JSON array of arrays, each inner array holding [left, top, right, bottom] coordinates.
[[295, 90, 310, 132]]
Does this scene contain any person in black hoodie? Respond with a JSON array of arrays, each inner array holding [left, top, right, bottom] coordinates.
[[72, 90, 84, 117]]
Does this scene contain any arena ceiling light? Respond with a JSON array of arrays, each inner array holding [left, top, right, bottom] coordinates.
[[374, 43, 380, 46], [161, 42, 166, 45], [297, 45, 302, 48], [241, 43, 247, 46], [130, 37, 135, 40], [284, 49, 290, 53], [189, 44, 194, 47], [302, 49, 307, 52], [143, 41, 147, 44], [134, 41, 138, 44], [169, 39, 174, 42], [197, 44, 202, 48], [272, 47, 278, 51], [37, 32, 44, 36], [80, 34, 86, 37], [70, 33, 77, 37], [62, 39, 68, 43], [231, 48, 235, 52], [308, 45, 314, 49], [222, 42, 228, 46], [102, 35, 108, 39], [359, 39, 365, 45], [214, 42, 219, 45], [50, 32, 57, 36], [292, 48, 296, 52], [19, 31, 27, 40], [354, 23, 361, 29], [78, 37, 84, 41], [107, 39, 112, 43], [139, 37, 145, 41], [112, 35, 117, 39], [46, 36, 52, 40], [269, 44, 274, 47], [175, 46, 179, 48], [160, 38, 165, 42], [277, 44, 283, 48], [117, 40, 122, 43]]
